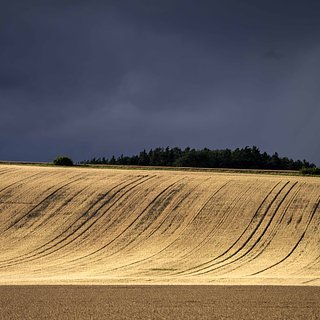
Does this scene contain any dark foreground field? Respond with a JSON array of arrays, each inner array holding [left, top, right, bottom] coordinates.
[[0, 286, 319, 320]]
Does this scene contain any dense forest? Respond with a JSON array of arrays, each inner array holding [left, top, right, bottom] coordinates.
[[81, 146, 315, 170]]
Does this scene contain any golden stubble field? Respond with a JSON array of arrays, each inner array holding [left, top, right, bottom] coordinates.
[[0, 164, 319, 285], [0, 164, 320, 319]]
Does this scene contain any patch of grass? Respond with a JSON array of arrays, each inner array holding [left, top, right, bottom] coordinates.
[[0, 161, 306, 177], [300, 167, 320, 176]]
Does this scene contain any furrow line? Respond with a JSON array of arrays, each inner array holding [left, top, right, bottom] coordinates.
[[180, 183, 253, 260], [142, 178, 207, 241], [243, 182, 302, 263], [179, 181, 290, 275], [106, 180, 231, 273], [91, 179, 186, 261], [0, 175, 146, 265], [133, 180, 232, 269], [3, 175, 85, 232], [64, 178, 184, 265], [20, 173, 95, 234], [100, 178, 212, 273], [0, 186, 93, 265], [24, 182, 93, 235], [0, 168, 18, 176], [293, 187, 320, 274], [0, 176, 130, 263], [0, 175, 155, 268], [250, 195, 320, 276], [0, 172, 44, 195], [207, 181, 299, 276]]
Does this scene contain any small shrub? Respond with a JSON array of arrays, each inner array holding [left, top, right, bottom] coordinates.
[[300, 167, 320, 175], [53, 156, 74, 166]]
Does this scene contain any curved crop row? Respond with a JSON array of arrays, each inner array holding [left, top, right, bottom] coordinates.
[[0, 165, 319, 285]]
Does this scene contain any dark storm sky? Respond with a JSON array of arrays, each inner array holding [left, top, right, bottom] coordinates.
[[1, 0, 320, 164]]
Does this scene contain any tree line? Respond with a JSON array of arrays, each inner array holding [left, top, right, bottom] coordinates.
[[81, 146, 315, 170]]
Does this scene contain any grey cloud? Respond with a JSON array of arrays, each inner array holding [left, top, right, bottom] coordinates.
[[0, 0, 320, 165]]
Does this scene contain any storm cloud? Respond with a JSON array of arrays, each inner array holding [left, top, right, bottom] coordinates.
[[1, 0, 320, 164]]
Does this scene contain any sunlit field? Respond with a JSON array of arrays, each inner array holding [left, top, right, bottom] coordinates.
[[0, 164, 319, 285], [0, 164, 319, 319]]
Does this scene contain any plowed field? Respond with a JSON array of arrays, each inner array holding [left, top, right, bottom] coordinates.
[[0, 165, 319, 285]]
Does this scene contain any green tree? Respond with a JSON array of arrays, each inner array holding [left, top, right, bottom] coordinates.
[[53, 156, 74, 166]]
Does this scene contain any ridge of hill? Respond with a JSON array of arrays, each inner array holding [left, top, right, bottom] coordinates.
[[0, 165, 319, 285]]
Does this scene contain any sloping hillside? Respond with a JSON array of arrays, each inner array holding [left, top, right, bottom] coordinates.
[[0, 165, 319, 285]]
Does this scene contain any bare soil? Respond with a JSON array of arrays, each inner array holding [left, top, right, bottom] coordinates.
[[0, 285, 319, 320]]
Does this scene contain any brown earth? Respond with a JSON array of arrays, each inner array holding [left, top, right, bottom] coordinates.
[[0, 285, 319, 320], [0, 164, 319, 285]]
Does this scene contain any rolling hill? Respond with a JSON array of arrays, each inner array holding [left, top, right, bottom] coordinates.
[[0, 165, 319, 285]]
